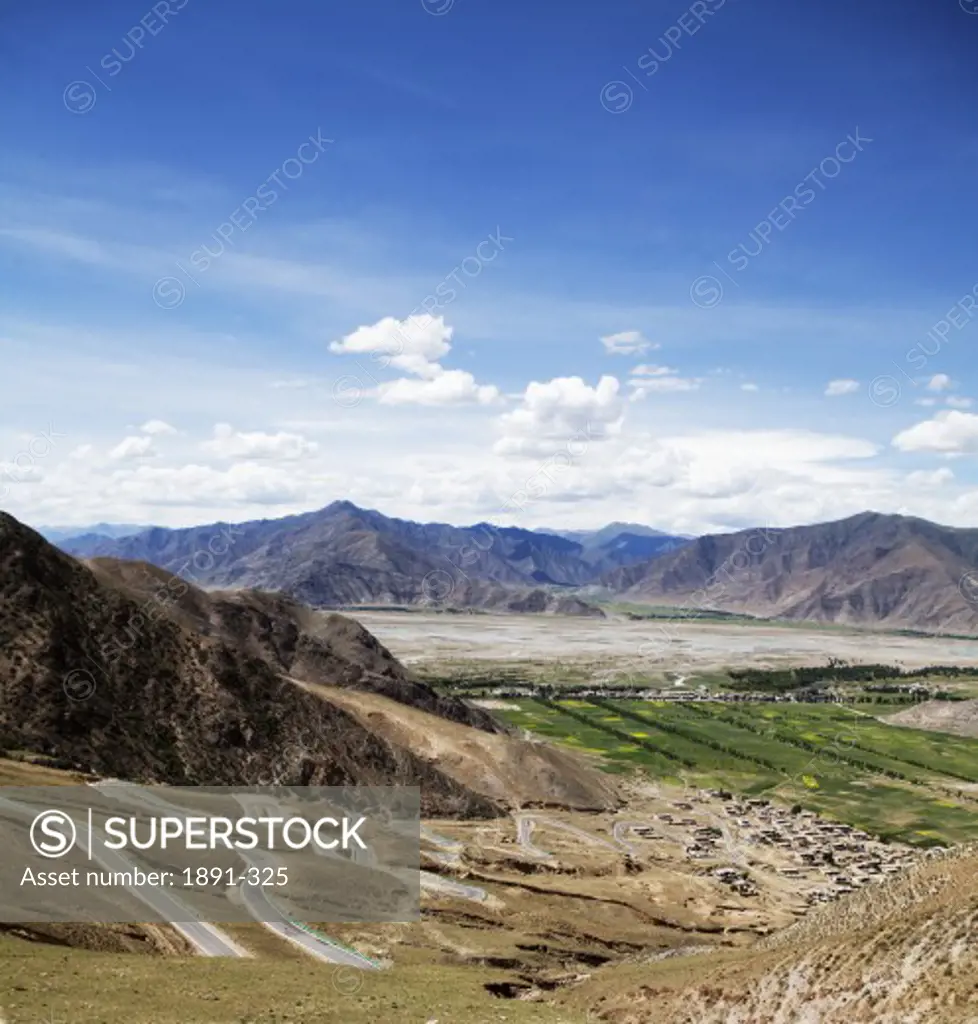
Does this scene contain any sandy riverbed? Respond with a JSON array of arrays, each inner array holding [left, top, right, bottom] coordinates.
[[349, 612, 978, 672]]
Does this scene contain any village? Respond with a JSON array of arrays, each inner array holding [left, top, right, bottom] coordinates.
[[465, 683, 942, 703], [630, 789, 924, 909]]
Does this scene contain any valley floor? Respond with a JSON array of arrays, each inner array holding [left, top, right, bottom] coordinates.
[[353, 611, 978, 676], [6, 612, 978, 1023]]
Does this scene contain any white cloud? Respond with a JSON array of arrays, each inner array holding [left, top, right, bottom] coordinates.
[[893, 411, 978, 454], [914, 398, 938, 407], [329, 314, 498, 405], [741, 383, 759, 392], [0, 462, 42, 483], [494, 375, 624, 457], [825, 379, 860, 397], [664, 429, 878, 473], [140, 419, 177, 436], [7, 406, 971, 539], [330, 314, 452, 379], [630, 378, 701, 399], [600, 330, 656, 356], [926, 373, 953, 392], [377, 370, 500, 406], [946, 396, 973, 409], [200, 423, 318, 461], [109, 435, 156, 460], [107, 462, 310, 507], [907, 467, 955, 487], [631, 364, 676, 377], [628, 364, 702, 400]]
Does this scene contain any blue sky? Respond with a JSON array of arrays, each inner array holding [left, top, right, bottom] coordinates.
[[1, 0, 977, 534]]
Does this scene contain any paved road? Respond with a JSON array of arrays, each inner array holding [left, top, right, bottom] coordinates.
[[515, 813, 621, 859], [419, 827, 489, 901], [611, 821, 644, 855], [239, 879, 380, 968], [93, 782, 381, 965], [513, 814, 554, 859], [418, 869, 488, 902], [0, 793, 248, 958], [420, 826, 464, 857]]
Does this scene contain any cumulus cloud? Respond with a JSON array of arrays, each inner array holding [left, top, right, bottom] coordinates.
[[946, 396, 973, 409], [377, 370, 499, 406], [109, 435, 156, 460], [893, 411, 978, 454], [600, 330, 656, 355], [140, 419, 177, 436], [741, 383, 759, 392], [825, 379, 860, 397], [494, 375, 624, 457], [330, 314, 499, 405], [200, 423, 318, 461], [331, 314, 451, 378], [926, 373, 953, 392]]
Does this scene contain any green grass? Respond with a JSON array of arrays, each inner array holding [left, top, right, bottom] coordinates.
[[504, 700, 681, 774], [0, 932, 585, 1024], [711, 703, 978, 783], [495, 699, 978, 847], [681, 702, 953, 785]]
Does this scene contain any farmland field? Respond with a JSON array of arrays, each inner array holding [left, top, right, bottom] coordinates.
[[497, 699, 978, 847]]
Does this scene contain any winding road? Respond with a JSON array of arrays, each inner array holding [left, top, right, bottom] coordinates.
[[239, 878, 380, 968], [0, 792, 249, 958], [89, 781, 381, 965]]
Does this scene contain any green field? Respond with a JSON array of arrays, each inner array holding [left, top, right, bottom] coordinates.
[[497, 699, 978, 847]]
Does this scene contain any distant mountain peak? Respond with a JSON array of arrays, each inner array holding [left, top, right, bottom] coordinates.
[[323, 499, 362, 514]]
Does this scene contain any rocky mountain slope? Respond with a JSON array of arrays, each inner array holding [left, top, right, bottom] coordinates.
[[571, 845, 978, 1022], [56, 502, 665, 611], [604, 511, 978, 633], [0, 512, 618, 815]]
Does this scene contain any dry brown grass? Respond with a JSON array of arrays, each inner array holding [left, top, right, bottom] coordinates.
[[559, 847, 978, 1023]]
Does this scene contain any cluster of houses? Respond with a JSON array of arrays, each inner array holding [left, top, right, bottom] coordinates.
[[712, 865, 759, 897], [473, 685, 840, 702], [701, 791, 920, 905], [863, 682, 940, 696], [633, 791, 922, 909], [628, 812, 757, 894]]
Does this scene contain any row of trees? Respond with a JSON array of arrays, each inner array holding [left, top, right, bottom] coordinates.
[[535, 697, 695, 768], [686, 703, 915, 783], [589, 698, 784, 774], [726, 659, 975, 693]]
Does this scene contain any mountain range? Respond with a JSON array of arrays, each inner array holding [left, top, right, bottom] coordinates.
[[42, 503, 978, 632], [57, 501, 685, 613], [38, 522, 152, 544]]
